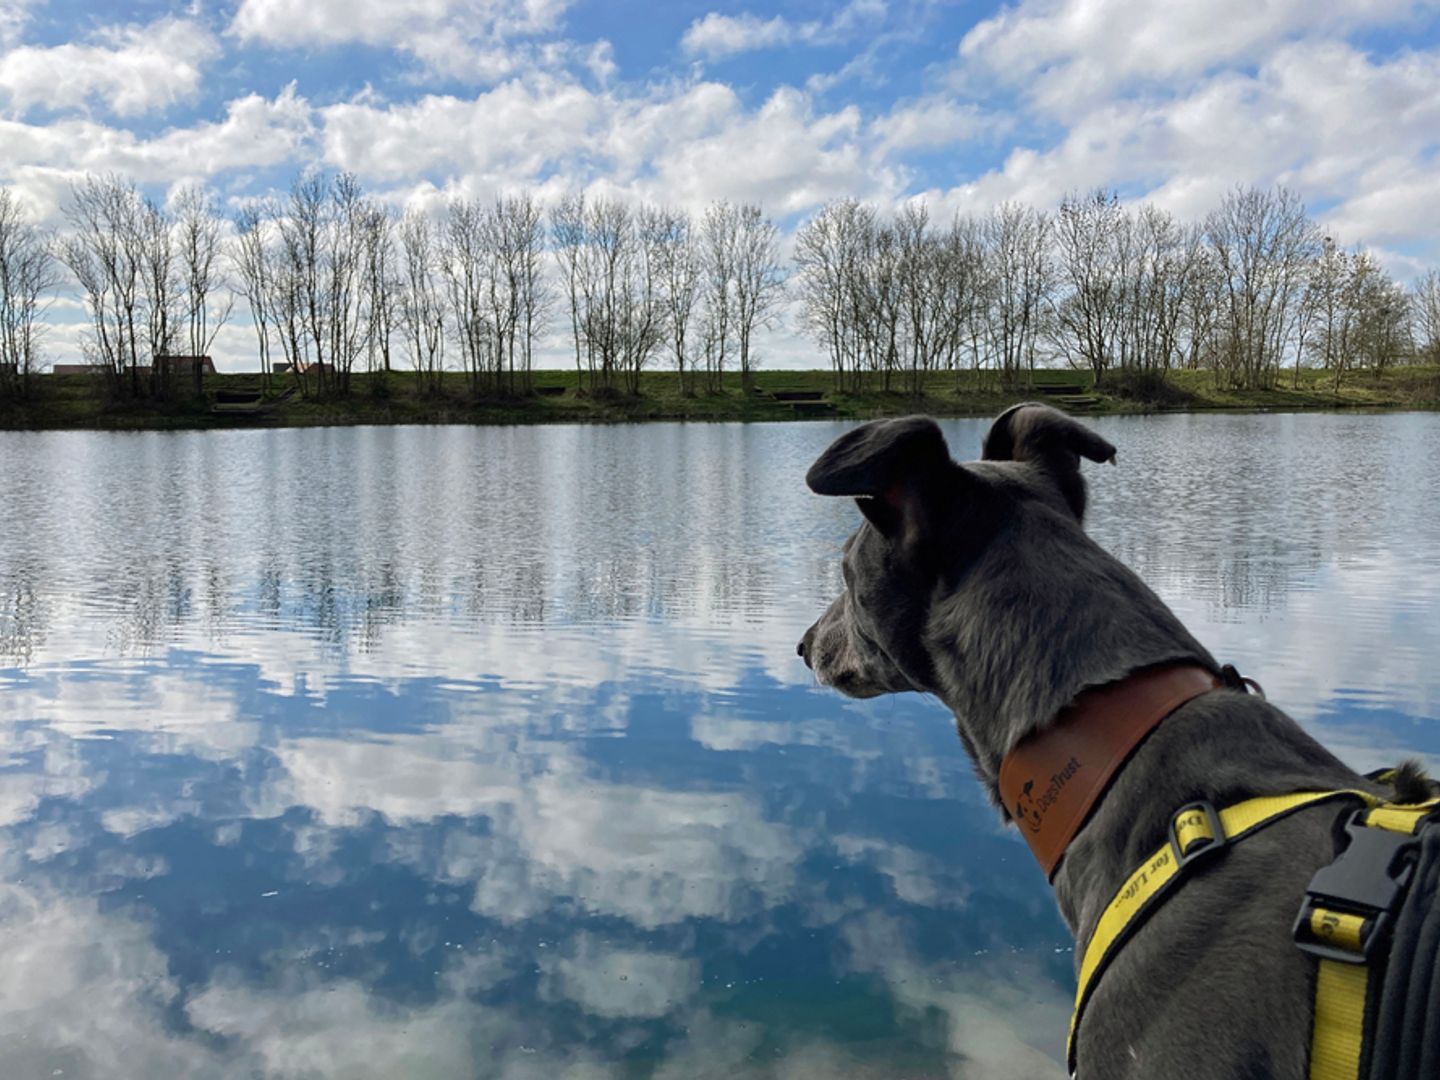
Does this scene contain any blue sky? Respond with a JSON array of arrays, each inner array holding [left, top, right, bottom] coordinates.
[[2, 0, 1439, 364]]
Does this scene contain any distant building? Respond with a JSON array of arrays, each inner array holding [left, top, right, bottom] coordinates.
[[51, 363, 108, 376], [156, 355, 217, 376]]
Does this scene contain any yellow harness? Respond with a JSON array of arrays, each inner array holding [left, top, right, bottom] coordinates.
[[1067, 784, 1440, 1078]]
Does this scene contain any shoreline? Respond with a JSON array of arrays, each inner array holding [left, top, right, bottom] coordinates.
[[3, 367, 1437, 432]]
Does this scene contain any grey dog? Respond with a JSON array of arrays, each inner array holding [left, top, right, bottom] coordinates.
[[797, 405, 1416, 1080]]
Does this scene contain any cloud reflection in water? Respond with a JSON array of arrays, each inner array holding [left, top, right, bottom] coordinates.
[[1, 414, 1438, 1078]]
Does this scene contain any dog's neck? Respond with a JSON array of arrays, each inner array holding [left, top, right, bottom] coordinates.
[[996, 662, 1222, 879], [929, 507, 1218, 794], [927, 508, 1367, 946]]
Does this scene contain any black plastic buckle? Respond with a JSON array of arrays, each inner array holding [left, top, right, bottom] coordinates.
[[1168, 801, 1227, 868], [1293, 809, 1421, 964]]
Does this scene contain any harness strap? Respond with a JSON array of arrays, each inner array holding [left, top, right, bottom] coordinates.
[[1311, 962, 1370, 1080], [1305, 798, 1440, 1080], [1066, 787, 1391, 1073]]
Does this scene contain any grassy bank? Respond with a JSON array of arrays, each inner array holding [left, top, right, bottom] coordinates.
[[3, 366, 1439, 431]]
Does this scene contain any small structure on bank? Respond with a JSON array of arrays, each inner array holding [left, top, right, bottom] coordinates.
[[155, 355, 216, 377]]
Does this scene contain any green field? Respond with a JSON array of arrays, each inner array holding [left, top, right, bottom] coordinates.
[[3, 365, 1438, 431]]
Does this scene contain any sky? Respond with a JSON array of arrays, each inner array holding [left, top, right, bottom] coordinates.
[[2, 0, 1439, 366]]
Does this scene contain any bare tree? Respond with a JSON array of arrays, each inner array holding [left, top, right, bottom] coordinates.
[[276, 174, 330, 396], [0, 189, 58, 401], [548, 196, 666, 396], [1052, 190, 1124, 384], [232, 204, 275, 390], [138, 194, 181, 398], [732, 203, 784, 390], [1205, 185, 1318, 390], [856, 214, 902, 388], [1179, 245, 1223, 372], [619, 204, 669, 394], [699, 200, 739, 393], [794, 199, 875, 392], [1351, 257, 1409, 376], [893, 202, 936, 395], [398, 208, 446, 392], [326, 173, 369, 395], [360, 202, 396, 378], [268, 172, 374, 397], [1307, 237, 1351, 384], [550, 192, 589, 392], [1134, 208, 1208, 376], [1413, 270, 1440, 366], [441, 198, 494, 396], [937, 213, 991, 391], [174, 185, 232, 396], [509, 193, 550, 394], [796, 200, 991, 395], [586, 197, 634, 395], [654, 206, 700, 394], [483, 192, 548, 394], [60, 174, 145, 397], [983, 202, 1053, 388]]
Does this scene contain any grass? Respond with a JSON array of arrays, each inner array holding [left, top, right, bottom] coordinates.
[[2, 365, 1438, 431]]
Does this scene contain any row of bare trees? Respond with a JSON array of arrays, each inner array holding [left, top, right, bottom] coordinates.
[[57, 178, 232, 400], [2, 175, 1438, 405], [13, 172, 786, 402], [550, 195, 784, 395], [0, 180, 231, 402], [227, 178, 787, 400], [231, 173, 397, 399], [794, 185, 1429, 393]]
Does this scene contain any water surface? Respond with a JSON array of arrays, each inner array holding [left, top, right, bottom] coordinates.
[[1, 413, 1438, 1079]]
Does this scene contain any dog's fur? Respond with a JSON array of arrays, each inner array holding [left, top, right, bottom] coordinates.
[[798, 406, 1393, 1080]]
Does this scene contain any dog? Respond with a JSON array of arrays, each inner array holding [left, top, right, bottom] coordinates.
[[796, 405, 1427, 1080]]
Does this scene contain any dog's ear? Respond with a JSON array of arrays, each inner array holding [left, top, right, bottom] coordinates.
[[982, 403, 1116, 519], [806, 416, 951, 536]]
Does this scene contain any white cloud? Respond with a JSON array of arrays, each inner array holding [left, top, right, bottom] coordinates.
[[645, 86, 897, 213], [0, 882, 216, 1079], [870, 96, 1004, 155], [839, 909, 1071, 1077], [919, 39, 1440, 267], [958, 0, 1428, 117], [267, 731, 808, 929], [682, 13, 795, 58], [0, 0, 37, 49], [682, 1, 888, 60], [540, 935, 700, 1019], [320, 77, 605, 184], [186, 977, 484, 1079], [316, 77, 898, 214], [0, 729, 95, 828], [832, 834, 970, 907], [230, 0, 572, 81], [0, 17, 220, 118], [0, 84, 315, 224]]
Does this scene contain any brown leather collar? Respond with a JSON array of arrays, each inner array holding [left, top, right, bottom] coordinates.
[[997, 663, 1222, 880]]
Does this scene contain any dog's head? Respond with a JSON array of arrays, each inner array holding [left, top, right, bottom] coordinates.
[[796, 404, 1117, 707]]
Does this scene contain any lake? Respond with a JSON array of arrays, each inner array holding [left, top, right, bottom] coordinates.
[[1, 413, 1438, 1080]]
